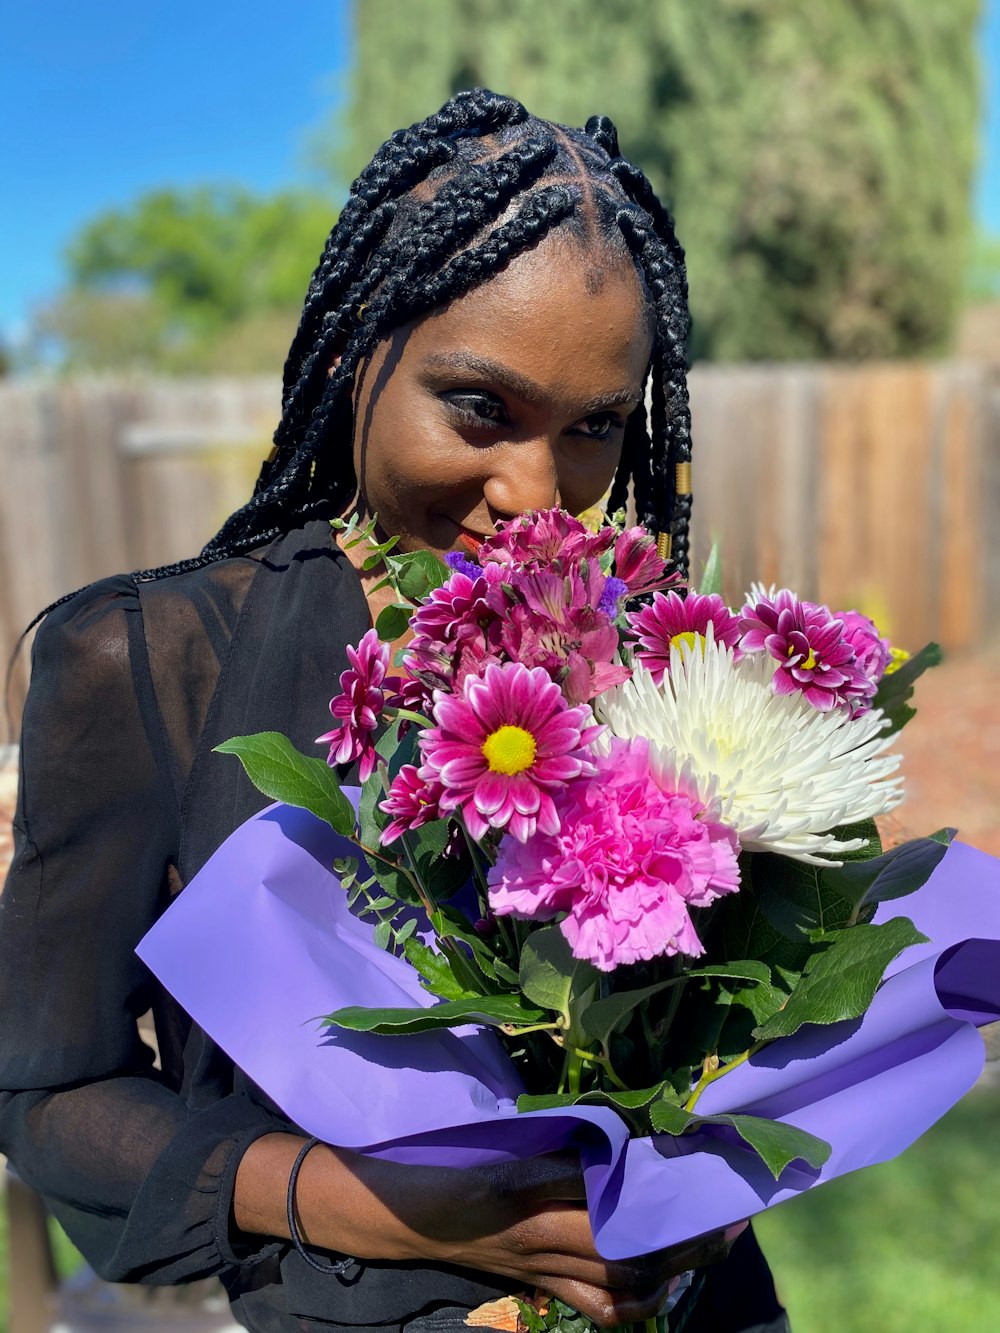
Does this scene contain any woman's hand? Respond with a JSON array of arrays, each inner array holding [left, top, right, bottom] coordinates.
[[235, 1137, 744, 1327]]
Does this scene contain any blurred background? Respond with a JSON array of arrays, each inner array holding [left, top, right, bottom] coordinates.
[[1, 2, 999, 1330]]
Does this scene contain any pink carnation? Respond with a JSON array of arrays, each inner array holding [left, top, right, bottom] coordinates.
[[627, 591, 742, 684], [419, 661, 602, 843], [316, 629, 397, 781], [739, 590, 869, 713], [487, 737, 741, 971]]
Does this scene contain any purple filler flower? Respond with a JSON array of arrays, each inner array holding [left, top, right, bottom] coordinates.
[[444, 550, 483, 581], [627, 591, 742, 684], [739, 591, 869, 713], [419, 661, 602, 843], [317, 629, 396, 781], [488, 736, 741, 971]]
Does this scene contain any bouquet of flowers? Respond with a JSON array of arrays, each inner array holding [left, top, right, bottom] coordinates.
[[139, 507, 1000, 1332]]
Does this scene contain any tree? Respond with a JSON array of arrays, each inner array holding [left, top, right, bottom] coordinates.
[[36, 186, 335, 372], [340, 0, 981, 360]]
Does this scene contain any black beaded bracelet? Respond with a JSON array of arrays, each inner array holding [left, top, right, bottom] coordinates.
[[286, 1136, 355, 1276]]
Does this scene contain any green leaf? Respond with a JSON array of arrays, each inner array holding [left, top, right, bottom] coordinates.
[[649, 1099, 694, 1134], [700, 1114, 831, 1179], [821, 831, 956, 915], [323, 993, 545, 1035], [516, 1091, 583, 1112], [214, 732, 356, 836], [519, 926, 599, 1020], [872, 642, 943, 735], [384, 550, 450, 602], [648, 1100, 831, 1179], [752, 917, 928, 1041], [375, 601, 413, 641], [403, 937, 471, 1001], [579, 962, 771, 1050], [698, 541, 723, 596]]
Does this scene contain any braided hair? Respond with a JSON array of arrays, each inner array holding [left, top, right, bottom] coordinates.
[[51, 90, 695, 613]]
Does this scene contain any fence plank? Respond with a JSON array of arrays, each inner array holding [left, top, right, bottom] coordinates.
[[1, 367, 997, 739]]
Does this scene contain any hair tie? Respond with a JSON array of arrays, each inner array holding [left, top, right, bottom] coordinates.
[[286, 1136, 355, 1276]]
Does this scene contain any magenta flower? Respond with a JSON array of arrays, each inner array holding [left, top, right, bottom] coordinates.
[[839, 609, 891, 711], [419, 661, 602, 843], [739, 591, 869, 712], [478, 508, 615, 570], [627, 591, 742, 684], [487, 737, 741, 971], [378, 765, 443, 845], [316, 629, 397, 781], [500, 565, 631, 704], [613, 526, 680, 596]]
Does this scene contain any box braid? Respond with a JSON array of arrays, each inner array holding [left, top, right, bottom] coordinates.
[[25, 88, 695, 646]]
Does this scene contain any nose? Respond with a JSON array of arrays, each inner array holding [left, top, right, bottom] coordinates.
[[482, 438, 561, 521]]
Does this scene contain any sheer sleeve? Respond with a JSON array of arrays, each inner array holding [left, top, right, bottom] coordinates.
[[0, 580, 285, 1282]]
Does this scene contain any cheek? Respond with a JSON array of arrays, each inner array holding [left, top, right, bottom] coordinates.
[[556, 440, 625, 513]]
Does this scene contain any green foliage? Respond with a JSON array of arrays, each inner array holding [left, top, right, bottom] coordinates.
[[37, 185, 334, 371], [965, 230, 1000, 302], [752, 917, 928, 1041], [323, 992, 546, 1034], [518, 925, 597, 1022], [873, 642, 944, 735], [214, 732, 356, 835], [343, 0, 979, 360]]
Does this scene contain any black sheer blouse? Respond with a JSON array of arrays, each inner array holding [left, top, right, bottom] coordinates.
[[0, 520, 786, 1332]]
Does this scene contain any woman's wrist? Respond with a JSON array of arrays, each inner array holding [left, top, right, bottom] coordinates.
[[232, 1132, 437, 1262]]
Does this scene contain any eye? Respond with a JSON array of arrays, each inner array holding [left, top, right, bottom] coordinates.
[[571, 412, 627, 442], [441, 390, 510, 429]]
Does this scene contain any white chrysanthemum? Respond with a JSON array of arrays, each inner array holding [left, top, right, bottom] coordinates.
[[596, 629, 903, 865]]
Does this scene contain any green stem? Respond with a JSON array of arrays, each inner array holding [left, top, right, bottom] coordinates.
[[683, 1043, 762, 1114], [388, 706, 431, 730], [566, 1046, 584, 1097], [569, 1046, 628, 1091], [501, 1022, 562, 1038]]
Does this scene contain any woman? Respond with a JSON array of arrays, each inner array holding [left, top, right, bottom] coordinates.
[[0, 90, 789, 1332]]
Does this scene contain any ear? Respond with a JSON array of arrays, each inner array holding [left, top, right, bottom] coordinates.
[[327, 333, 348, 376]]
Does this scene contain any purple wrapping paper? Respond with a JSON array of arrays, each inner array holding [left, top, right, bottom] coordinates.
[[137, 799, 1000, 1257]]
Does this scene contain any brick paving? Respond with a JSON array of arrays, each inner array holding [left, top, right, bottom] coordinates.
[[1, 650, 997, 883]]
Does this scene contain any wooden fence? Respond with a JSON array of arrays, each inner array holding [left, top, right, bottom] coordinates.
[[1, 365, 997, 735]]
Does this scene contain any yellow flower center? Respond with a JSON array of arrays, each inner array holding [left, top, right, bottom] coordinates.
[[885, 645, 910, 676], [671, 630, 706, 655], [482, 724, 537, 776], [787, 643, 817, 671]]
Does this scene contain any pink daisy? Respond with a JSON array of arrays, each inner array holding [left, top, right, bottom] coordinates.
[[626, 591, 742, 684], [316, 629, 397, 781], [739, 590, 869, 713], [419, 661, 602, 843], [378, 765, 443, 845], [487, 737, 741, 972]]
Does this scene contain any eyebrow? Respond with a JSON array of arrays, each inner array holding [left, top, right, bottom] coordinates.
[[422, 351, 641, 414]]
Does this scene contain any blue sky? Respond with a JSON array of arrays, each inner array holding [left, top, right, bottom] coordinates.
[[2, 0, 998, 343]]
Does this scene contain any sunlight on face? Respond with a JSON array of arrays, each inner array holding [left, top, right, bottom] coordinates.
[[350, 230, 653, 558]]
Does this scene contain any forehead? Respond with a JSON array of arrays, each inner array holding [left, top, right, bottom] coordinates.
[[402, 230, 653, 399]]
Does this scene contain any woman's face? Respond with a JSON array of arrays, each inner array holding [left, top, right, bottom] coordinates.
[[350, 231, 653, 557]]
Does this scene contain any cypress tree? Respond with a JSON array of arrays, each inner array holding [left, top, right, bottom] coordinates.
[[341, 0, 980, 360]]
